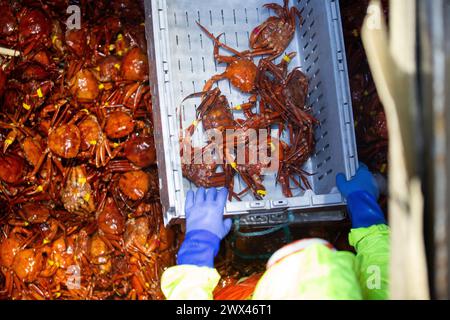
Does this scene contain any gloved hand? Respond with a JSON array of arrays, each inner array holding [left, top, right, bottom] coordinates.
[[177, 187, 232, 268], [336, 163, 380, 200], [185, 187, 232, 238], [336, 163, 386, 229]]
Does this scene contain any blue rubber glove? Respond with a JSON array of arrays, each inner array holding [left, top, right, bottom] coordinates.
[[336, 163, 386, 229], [177, 187, 232, 268]]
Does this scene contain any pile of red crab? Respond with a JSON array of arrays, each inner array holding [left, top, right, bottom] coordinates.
[[181, 0, 317, 201], [0, 0, 177, 300]]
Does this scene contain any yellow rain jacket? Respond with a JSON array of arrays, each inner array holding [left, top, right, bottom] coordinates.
[[161, 224, 389, 300]]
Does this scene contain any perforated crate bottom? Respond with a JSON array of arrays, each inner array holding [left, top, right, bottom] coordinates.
[[146, 0, 357, 220], [170, 2, 332, 201]]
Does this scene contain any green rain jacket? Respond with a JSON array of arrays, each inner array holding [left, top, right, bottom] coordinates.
[[161, 224, 390, 300]]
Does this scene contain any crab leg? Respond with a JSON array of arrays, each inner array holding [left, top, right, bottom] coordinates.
[[196, 22, 245, 58]]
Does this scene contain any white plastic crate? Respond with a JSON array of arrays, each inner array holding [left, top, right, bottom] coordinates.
[[144, 0, 358, 225]]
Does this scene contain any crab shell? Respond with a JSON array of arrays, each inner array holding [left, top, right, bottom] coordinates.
[[225, 59, 257, 93], [48, 124, 81, 159], [61, 166, 96, 214]]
